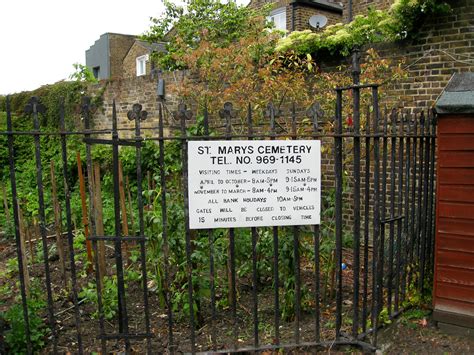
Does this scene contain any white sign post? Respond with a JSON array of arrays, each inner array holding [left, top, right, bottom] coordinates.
[[188, 140, 321, 229]]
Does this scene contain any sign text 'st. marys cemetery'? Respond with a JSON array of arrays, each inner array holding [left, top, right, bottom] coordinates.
[[188, 140, 321, 229]]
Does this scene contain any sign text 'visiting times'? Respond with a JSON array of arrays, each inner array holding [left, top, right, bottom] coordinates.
[[188, 140, 321, 229]]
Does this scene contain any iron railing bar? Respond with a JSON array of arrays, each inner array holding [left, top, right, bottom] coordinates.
[[158, 102, 175, 352], [351, 77, 361, 339], [379, 107, 388, 326], [272, 223, 280, 345], [88, 235, 147, 241], [0, 130, 436, 139], [0, 129, 115, 136], [229, 227, 238, 350], [6, 96, 33, 355], [32, 98, 58, 354], [361, 105, 371, 334], [248, 104, 259, 349], [387, 109, 397, 315], [3, 94, 439, 353], [132, 104, 153, 354], [179, 105, 197, 354], [83, 99, 108, 354], [426, 113, 437, 277], [419, 112, 431, 291], [394, 111, 405, 313], [408, 115, 418, 287], [290, 103, 301, 345], [335, 83, 380, 90], [371, 87, 381, 346], [334, 90, 343, 340], [293, 226, 302, 344], [268, 103, 280, 345], [401, 112, 412, 303], [111, 100, 131, 352], [203, 104, 217, 351], [222, 103, 238, 350], [415, 113, 426, 290], [59, 99, 84, 354], [310, 103, 321, 343]]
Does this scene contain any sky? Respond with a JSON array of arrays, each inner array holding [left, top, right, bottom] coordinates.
[[0, 0, 251, 96], [0, 0, 166, 95]]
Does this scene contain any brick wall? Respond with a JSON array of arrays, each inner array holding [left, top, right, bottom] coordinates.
[[92, 0, 474, 130], [90, 71, 186, 138], [370, 0, 474, 110], [291, 4, 342, 31], [339, 0, 392, 21], [108, 34, 136, 80], [249, 0, 343, 31], [122, 42, 153, 79]]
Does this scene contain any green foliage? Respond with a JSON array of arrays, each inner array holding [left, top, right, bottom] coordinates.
[[402, 308, 430, 321], [79, 277, 119, 320], [275, 0, 451, 56], [388, 0, 451, 38], [4, 81, 85, 126], [70, 63, 99, 84], [142, 0, 268, 70], [5, 258, 19, 277], [2, 285, 49, 354]]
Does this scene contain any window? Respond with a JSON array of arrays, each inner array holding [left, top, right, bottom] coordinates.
[[93, 66, 100, 79], [136, 55, 149, 76], [267, 8, 286, 31]]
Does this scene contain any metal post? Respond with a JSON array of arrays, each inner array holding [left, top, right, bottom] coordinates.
[[6, 96, 32, 354], [334, 90, 343, 340]]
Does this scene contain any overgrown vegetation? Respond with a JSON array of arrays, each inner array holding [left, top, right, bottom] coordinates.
[[1, 283, 50, 354], [276, 0, 451, 56], [146, 0, 407, 120], [0, 0, 437, 351], [142, 0, 270, 70]]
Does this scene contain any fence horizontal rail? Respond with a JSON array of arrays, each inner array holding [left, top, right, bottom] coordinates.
[[0, 94, 437, 355]]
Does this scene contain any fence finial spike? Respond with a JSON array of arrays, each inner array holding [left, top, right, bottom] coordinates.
[[219, 102, 236, 119], [307, 101, 324, 131], [24, 96, 46, 115], [127, 103, 148, 121], [174, 103, 193, 121]]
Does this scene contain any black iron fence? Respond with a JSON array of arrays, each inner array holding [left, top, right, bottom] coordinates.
[[0, 84, 436, 354]]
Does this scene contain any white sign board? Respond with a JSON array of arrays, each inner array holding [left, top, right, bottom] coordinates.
[[188, 140, 321, 229]]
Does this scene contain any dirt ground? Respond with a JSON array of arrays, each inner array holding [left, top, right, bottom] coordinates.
[[2, 232, 474, 354], [376, 311, 474, 354]]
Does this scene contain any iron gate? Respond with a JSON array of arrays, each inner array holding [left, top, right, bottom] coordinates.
[[1, 82, 436, 353]]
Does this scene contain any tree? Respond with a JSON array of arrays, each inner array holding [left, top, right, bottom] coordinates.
[[142, 0, 268, 70], [172, 17, 406, 131]]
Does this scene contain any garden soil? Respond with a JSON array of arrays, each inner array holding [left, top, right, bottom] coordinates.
[[2, 235, 474, 354]]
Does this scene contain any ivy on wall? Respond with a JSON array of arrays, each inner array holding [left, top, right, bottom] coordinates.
[[275, 0, 451, 56]]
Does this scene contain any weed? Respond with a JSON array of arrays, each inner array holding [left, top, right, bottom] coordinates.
[[2, 284, 49, 354], [79, 276, 119, 320]]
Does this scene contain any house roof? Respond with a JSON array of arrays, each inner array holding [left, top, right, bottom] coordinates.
[[134, 40, 167, 53], [290, 0, 343, 13], [435, 73, 474, 114], [122, 39, 168, 63]]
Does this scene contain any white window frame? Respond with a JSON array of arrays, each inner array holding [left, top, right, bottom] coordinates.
[[136, 54, 149, 76], [267, 7, 287, 31]]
